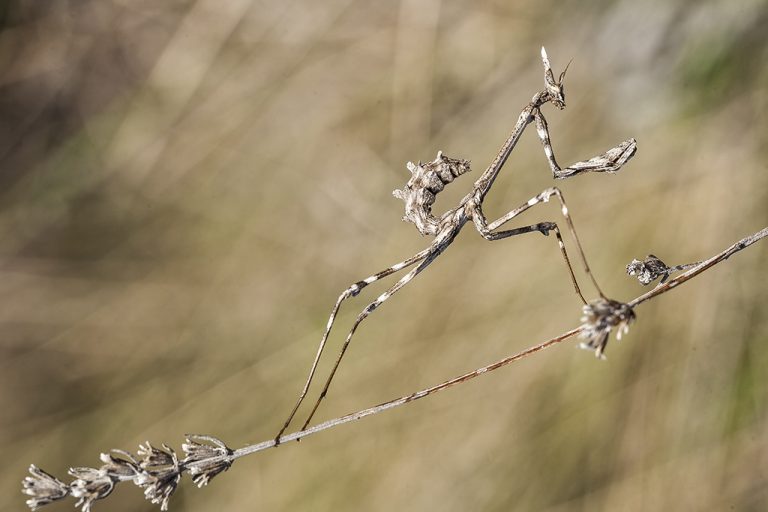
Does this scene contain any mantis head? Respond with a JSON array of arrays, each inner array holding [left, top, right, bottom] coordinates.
[[541, 47, 570, 110]]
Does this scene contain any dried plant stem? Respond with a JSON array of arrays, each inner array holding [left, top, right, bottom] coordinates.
[[22, 227, 766, 511], [277, 47, 638, 439], [238, 326, 583, 458], [246, 226, 768, 453], [628, 227, 767, 308]]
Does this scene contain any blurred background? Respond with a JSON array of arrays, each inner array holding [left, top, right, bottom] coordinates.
[[2, 0, 767, 510]]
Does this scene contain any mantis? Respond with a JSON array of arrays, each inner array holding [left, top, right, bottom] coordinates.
[[275, 47, 638, 442]]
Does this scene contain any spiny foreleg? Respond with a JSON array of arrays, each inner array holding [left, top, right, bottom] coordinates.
[[534, 109, 637, 179]]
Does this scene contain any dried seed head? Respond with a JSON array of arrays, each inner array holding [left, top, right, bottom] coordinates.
[[68, 467, 115, 512], [99, 450, 140, 481], [626, 254, 670, 285], [136, 443, 181, 511], [22, 465, 70, 511], [182, 434, 234, 488], [579, 298, 636, 359], [138, 442, 178, 470]]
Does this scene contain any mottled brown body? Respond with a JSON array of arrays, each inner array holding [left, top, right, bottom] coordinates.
[[275, 47, 638, 441], [393, 152, 471, 237]]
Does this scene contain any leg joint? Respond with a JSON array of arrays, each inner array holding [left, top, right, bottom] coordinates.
[[541, 186, 562, 202], [478, 226, 494, 241], [349, 282, 366, 297], [536, 222, 557, 236]]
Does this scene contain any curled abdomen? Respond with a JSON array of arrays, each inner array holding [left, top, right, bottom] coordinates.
[[392, 151, 471, 236]]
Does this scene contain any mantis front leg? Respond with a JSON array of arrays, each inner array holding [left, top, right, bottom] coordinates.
[[534, 109, 637, 179]]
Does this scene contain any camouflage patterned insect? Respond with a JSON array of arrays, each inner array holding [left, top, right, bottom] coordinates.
[[275, 48, 638, 441]]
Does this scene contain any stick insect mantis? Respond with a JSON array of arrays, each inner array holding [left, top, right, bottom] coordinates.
[[275, 47, 638, 442]]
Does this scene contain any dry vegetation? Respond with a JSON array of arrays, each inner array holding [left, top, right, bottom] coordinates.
[[3, 1, 768, 510]]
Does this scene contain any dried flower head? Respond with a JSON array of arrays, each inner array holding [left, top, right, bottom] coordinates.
[[68, 467, 115, 512], [626, 254, 671, 285], [182, 434, 234, 488], [579, 298, 636, 359], [99, 450, 140, 481], [22, 465, 70, 511], [136, 443, 181, 511], [21, 437, 237, 511]]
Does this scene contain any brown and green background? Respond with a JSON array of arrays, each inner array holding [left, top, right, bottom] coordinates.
[[2, 1, 767, 510]]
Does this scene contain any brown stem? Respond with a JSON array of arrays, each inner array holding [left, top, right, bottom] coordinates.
[[238, 226, 768, 458], [629, 227, 768, 308], [235, 327, 583, 459]]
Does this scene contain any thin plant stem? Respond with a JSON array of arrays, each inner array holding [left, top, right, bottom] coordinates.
[[22, 226, 767, 511], [238, 226, 765, 455], [236, 326, 584, 459], [629, 226, 768, 308]]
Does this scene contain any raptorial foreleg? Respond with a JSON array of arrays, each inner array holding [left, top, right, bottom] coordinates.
[[534, 110, 637, 179]]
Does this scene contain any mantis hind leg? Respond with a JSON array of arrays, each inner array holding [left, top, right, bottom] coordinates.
[[274, 247, 432, 442]]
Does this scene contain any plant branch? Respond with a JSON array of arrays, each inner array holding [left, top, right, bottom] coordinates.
[[236, 326, 583, 458], [22, 226, 767, 511], [628, 226, 768, 307], [252, 226, 766, 453]]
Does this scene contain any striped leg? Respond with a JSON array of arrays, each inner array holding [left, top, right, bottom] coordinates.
[[534, 110, 637, 179], [299, 251, 439, 431], [474, 214, 586, 304], [472, 187, 606, 300], [275, 247, 432, 442]]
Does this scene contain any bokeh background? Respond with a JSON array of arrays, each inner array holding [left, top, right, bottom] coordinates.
[[2, 1, 767, 510]]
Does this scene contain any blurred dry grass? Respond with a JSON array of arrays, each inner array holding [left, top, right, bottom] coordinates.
[[2, 1, 767, 510]]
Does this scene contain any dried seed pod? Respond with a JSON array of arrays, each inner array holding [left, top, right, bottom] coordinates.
[[135, 443, 181, 511], [626, 254, 671, 285], [22, 466, 70, 511], [182, 435, 234, 488], [579, 298, 636, 359], [68, 467, 115, 512]]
